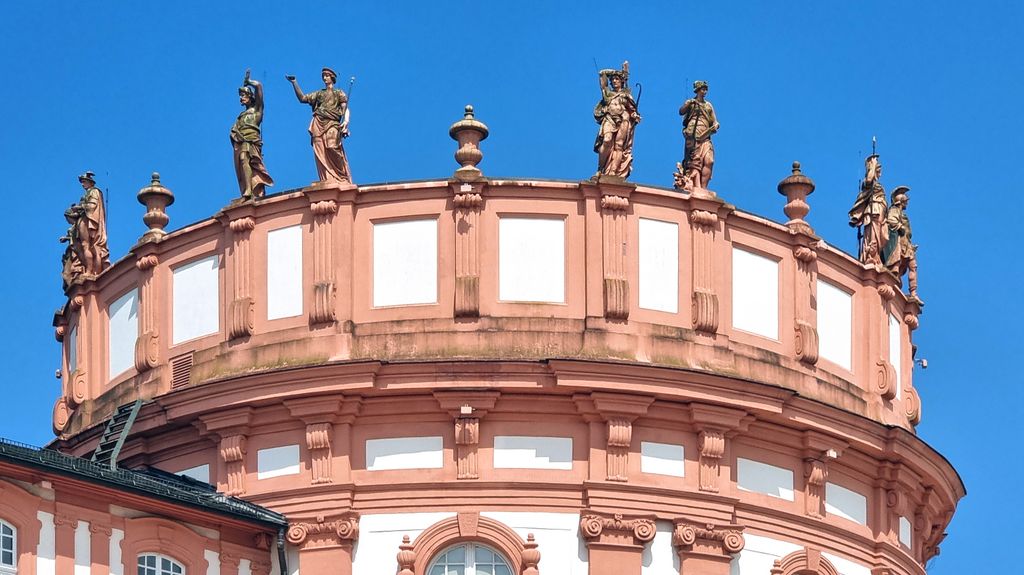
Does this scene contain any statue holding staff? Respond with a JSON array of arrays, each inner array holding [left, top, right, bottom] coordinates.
[[593, 61, 640, 179], [882, 186, 920, 300], [848, 152, 889, 266], [60, 171, 109, 286], [674, 80, 719, 191], [231, 69, 274, 199], [286, 67, 352, 184]]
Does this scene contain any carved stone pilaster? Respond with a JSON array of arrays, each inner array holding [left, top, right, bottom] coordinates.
[[601, 194, 630, 320], [697, 429, 725, 493], [579, 512, 656, 550], [453, 183, 484, 318], [804, 459, 828, 518], [225, 215, 256, 340], [435, 391, 499, 480], [134, 250, 161, 372], [309, 199, 339, 325], [575, 392, 653, 482], [780, 162, 821, 368], [605, 418, 632, 482], [220, 434, 247, 496], [286, 515, 359, 550], [306, 422, 334, 485], [689, 196, 727, 334], [691, 404, 752, 493], [672, 520, 745, 565]]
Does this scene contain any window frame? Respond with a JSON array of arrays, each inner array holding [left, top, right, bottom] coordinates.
[[137, 552, 186, 575], [427, 542, 513, 575], [0, 519, 16, 573]]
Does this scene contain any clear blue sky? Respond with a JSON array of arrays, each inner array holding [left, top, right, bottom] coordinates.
[[1, 2, 1019, 571]]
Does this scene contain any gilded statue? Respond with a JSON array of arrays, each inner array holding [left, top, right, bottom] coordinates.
[[231, 69, 274, 199], [848, 154, 888, 266], [593, 61, 640, 179], [60, 171, 110, 288], [674, 80, 719, 191], [287, 67, 352, 184], [882, 186, 920, 301]]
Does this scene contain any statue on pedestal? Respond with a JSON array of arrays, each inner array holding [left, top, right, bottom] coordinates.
[[231, 69, 274, 199], [848, 153, 888, 266], [60, 171, 109, 288], [593, 61, 640, 180], [287, 67, 352, 184], [882, 186, 920, 301], [674, 80, 719, 191]]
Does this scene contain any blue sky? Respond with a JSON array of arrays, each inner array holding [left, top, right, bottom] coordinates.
[[1, 1, 1020, 571]]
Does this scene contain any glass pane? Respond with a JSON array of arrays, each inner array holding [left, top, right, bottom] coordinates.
[[1, 525, 11, 537], [172, 563, 183, 575], [474, 546, 493, 563], [496, 565, 512, 575], [447, 545, 465, 563], [1, 537, 11, 551], [147, 555, 157, 567], [446, 568, 464, 575], [476, 566, 494, 575], [1, 550, 12, 565], [429, 566, 446, 575]]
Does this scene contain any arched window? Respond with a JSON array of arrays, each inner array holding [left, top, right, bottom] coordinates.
[[428, 543, 513, 575], [137, 553, 185, 575], [0, 519, 15, 572]]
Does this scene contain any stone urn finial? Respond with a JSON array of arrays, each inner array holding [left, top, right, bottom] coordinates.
[[777, 161, 816, 235], [137, 172, 175, 240], [449, 105, 489, 182]]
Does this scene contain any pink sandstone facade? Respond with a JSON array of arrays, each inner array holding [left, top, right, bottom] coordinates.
[[43, 169, 961, 574]]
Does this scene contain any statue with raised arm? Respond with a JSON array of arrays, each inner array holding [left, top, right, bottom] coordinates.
[[674, 80, 719, 191], [882, 186, 920, 301], [231, 69, 274, 199], [61, 171, 109, 286], [286, 67, 352, 184], [593, 61, 640, 179], [848, 154, 889, 266]]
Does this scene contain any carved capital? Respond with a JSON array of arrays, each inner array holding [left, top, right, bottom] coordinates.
[[253, 532, 273, 551], [228, 216, 256, 233], [70, 295, 85, 310], [672, 520, 745, 557], [453, 192, 484, 209], [67, 369, 87, 407], [690, 209, 718, 229], [286, 515, 359, 549], [310, 281, 337, 325], [54, 513, 79, 530], [134, 330, 160, 372], [135, 254, 160, 271], [228, 296, 255, 339], [692, 289, 719, 333], [905, 386, 921, 425], [804, 459, 828, 518], [877, 284, 896, 301], [306, 422, 334, 485], [904, 312, 920, 331], [793, 246, 817, 263], [219, 435, 247, 462], [600, 194, 629, 211], [579, 512, 656, 549], [53, 398, 72, 434], [89, 522, 113, 537], [310, 200, 339, 216], [698, 429, 725, 493], [794, 320, 819, 365], [875, 358, 897, 400]]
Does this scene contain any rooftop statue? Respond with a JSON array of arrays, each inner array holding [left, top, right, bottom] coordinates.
[[287, 67, 353, 184], [674, 80, 719, 192], [593, 61, 640, 180], [231, 69, 274, 199], [60, 171, 109, 289], [883, 186, 920, 301], [848, 153, 888, 266]]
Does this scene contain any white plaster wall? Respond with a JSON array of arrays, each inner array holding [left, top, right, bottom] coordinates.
[[108, 288, 138, 379], [493, 436, 572, 470], [110, 528, 124, 575], [353, 512, 456, 575], [269, 544, 299, 575], [825, 482, 867, 525], [74, 520, 90, 575], [239, 558, 252, 575], [172, 256, 220, 344], [266, 225, 303, 320], [257, 445, 301, 479], [68, 326, 77, 372], [638, 218, 679, 313], [641, 520, 678, 575], [731, 248, 779, 340], [205, 549, 220, 575], [178, 464, 210, 484], [736, 458, 794, 500], [822, 551, 871, 575], [899, 516, 913, 548], [889, 313, 902, 398], [36, 511, 55, 575], [366, 437, 443, 471], [482, 512, 587, 575], [640, 442, 684, 477], [498, 217, 565, 303], [373, 218, 438, 307], [731, 533, 801, 575], [817, 279, 852, 370]]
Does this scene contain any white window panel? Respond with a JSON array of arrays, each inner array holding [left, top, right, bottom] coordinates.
[[366, 437, 444, 471], [899, 516, 913, 548], [826, 482, 868, 525], [267, 225, 303, 319], [737, 458, 794, 500], [373, 219, 438, 307], [817, 280, 853, 370], [172, 256, 220, 344], [499, 217, 565, 303], [493, 436, 572, 470], [108, 289, 138, 379], [257, 445, 301, 479], [640, 442, 684, 477], [68, 325, 78, 373], [732, 247, 779, 339], [638, 218, 679, 313], [889, 313, 902, 399], [176, 464, 210, 484]]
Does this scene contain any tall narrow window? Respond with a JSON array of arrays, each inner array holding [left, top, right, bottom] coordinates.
[[732, 247, 779, 339], [137, 553, 184, 575], [267, 225, 303, 319], [0, 520, 16, 572], [427, 544, 512, 575], [172, 256, 220, 344], [109, 288, 139, 379]]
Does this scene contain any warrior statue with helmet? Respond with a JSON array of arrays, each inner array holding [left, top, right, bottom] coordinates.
[[674, 80, 719, 192], [231, 69, 274, 199], [848, 148, 889, 267], [60, 171, 109, 288], [286, 66, 353, 184], [593, 61, 640, 180], [882, 185, 921, 301]]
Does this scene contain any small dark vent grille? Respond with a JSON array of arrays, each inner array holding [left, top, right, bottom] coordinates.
[[170, 353, 193, 390]]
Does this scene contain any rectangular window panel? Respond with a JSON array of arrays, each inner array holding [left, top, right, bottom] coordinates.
[[817, 280, 853, 370], [108, 289, 138, 379], [366, 436, 444, 471], [257, 445, 301, 479], [68, 325, 78, 373], [825, 482, 868, 525], [732, 247, 779, 339], [640, 441, 684, 477], [267, 225, 303, 319], [176, 464, 210, 484], [638, 218, 679, 313], [499, 217, 565, 303], [172, 256, 220, 344], [899, 516, 912, 548], [373, 219, 438, 307], [889, 313, 902, 399], [737, 457, 795, 500], [493, 436, 572, 470]]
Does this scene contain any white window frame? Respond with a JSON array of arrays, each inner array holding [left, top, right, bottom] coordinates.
[[0, 519, 16, 572], [137, 553, 185, 575], [427, 543, 512, 575]]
